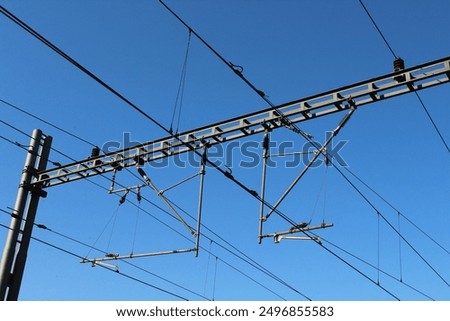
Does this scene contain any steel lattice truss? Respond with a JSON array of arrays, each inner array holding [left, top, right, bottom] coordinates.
[[33, 56, 450, 189]]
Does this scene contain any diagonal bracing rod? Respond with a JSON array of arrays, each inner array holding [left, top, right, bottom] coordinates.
[[136, 167, 196, 236]]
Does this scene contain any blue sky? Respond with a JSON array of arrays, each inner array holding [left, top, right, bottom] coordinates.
[[0, 0, 449, 301]]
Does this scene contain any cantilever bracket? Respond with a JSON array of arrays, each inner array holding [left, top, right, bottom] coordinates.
[[263, 107, 355, 222], [258, 108, 355, 244], [85, 145, 209, 264]]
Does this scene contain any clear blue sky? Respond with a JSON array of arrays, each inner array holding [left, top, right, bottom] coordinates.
[[0, 0, 449, 301]]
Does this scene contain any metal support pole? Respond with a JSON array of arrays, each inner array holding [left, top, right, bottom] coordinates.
[[195, 145, 207, 257], [6, 134, 52, 300], [0, 129, 43, 300], [258, 129, 270, 244]]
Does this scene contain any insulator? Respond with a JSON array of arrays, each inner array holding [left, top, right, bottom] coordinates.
[[133, 155, 145, 166], [393, 57, 406, 82], [136, 188, 142, 203], [119, 189, 129, 205], [105, 253, 119, 258], [393, 57, 405, 72], [111, 161, 123, 171], [91, 146, 100, 158], [262, 133, 269, 150], [324, 148, 330, 166]]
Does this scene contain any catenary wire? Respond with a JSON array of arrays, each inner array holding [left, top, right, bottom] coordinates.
[[158, 0, 313, 140], [87, 176, 298, 300], [0, 82, 440, 301], [0, 130, 299, 300], [0, 117, 86, 167], [0, 86, 408, 300], [212, 256, 218, 301], [293, 102, 450, 289], [98, 165, 309, 299], [0, 127, 292, 300], [357, 0, 397, 58], [413, 91, 450, 153], [0, 134, 28, 151], [271, 134, 449, 296], [309, 230, 435, 300], [0, 5, 170, 135], [0, 219, 189, 300], [268, 133, 449, 295], [0, 98, 96, 147], [343, 166, 449, 255], [125, 162, 397, 299], [0, 4, 302, 230], [202, 240, 214, 297], [333, 163, 450, 287], [158, 0, 450, 248], [134, 174, 401, 300], [0, 207, 289, 300], [1, 0, 446, 261], [0, 112, 306, 300], [377, 211, 381, 285], [0, 99, 396, 297], [0, 118, 32, 137], [158, 0, 272, 104], [0, 207, 208, 301], [357, 1, 449, 153], [110, 171, 312, 300], [1, 4, 443, 299], [31, 237, 187, 301], [121, 195, 300, 300], [212, 251, 288, 301], [169, 30, 191, 134], [165, 195, 313, 299], [299, 226, 401, 300], [397, 212, 404, 282], [1, 4, 399, 290], [0, 10, 318, 296]]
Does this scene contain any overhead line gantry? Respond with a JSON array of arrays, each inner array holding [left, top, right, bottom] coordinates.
[[34, 55, 450, 188]]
